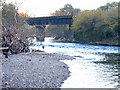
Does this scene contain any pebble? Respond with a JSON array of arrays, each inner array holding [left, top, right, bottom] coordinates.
[[0, 52, 73, 88]]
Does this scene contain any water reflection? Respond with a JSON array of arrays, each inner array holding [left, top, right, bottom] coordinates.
[[30, 37, 120, 88], [61, 57, 119, 88], [93, 53, 120, 88], [94, 53, 120, 65]]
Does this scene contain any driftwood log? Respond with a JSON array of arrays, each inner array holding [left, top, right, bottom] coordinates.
[[1, 26, 29, 55], [0, 47, 9, 50]]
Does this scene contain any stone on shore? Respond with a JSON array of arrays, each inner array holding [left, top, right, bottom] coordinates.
[[0, 52, 73, 88]]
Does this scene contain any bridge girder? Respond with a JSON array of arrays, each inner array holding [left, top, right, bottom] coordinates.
[[26, 15, 73, 26]]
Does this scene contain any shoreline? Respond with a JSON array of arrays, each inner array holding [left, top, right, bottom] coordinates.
[[54, 40, 120, 47], [1, 52, 73, 88]]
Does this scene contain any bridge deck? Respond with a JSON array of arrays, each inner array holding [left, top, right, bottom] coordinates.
[[26, 15, 73, 26]]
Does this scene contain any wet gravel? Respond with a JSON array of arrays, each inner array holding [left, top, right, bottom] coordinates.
[[0, 52, 73, 88]]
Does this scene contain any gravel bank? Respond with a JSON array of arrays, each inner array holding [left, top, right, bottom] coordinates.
[[0, 52, 73, 88]]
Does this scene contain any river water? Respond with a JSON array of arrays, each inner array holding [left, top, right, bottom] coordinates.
[[30, 37, 120, 88]]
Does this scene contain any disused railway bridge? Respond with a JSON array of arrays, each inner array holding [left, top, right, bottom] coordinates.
[[26, 15, 73, 27], [26, 15, 73, 41]]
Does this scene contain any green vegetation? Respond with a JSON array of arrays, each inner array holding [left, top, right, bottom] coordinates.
[[47, 4, 80, 41], [72, 2, 119, 44], [49, 2, 119, 45], [50, 4, 81, 17], [1, 2, 44, 41], [46, 25, 74, 41], [2, 2, 119, 45]]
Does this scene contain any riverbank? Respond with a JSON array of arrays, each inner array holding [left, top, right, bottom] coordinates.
[[90, 41, 120, 46], [1, 52, 73, 88], [54, 39, 120, 47]]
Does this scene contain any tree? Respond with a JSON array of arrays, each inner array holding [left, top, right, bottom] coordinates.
[[73, 8, 81, 17], [61, 4, 74, 15], [103, 6, 119, 38], [97, 2, 118, 11], [72, 10, 104, 31], [2, 3, 18, 27], [49, 4, 81, 41], [50, 4, 81, 16], [18, 12, 30, 17], [71, 9, 116, 42]]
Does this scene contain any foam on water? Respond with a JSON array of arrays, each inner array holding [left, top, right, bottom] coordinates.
[[30, 37, 120, 88]]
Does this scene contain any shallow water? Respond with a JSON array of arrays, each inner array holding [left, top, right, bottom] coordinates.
[[30, 37, 120, 88]]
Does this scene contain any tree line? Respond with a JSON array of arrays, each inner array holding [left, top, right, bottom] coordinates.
[[1, 2, 45, 55], [72, 2, 119, 43], [49, 2, 119, 44], [1, 2, 119, 45], [2, 2, 37, 39]]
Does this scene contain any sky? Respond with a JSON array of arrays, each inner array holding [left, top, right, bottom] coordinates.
[[6, 0, 119, 17]]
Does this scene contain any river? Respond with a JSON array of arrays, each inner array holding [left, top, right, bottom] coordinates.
[[30, 37, 120, 88]]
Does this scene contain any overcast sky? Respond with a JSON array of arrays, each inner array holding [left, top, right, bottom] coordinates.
[[6, 0, 119, 17]]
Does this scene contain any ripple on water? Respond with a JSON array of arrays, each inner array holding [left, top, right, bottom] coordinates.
[[31, 39, 120, 88]]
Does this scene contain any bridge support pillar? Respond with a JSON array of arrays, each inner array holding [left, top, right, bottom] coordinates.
[[36, 26, 45, 41], [66, 24, 71, 30]]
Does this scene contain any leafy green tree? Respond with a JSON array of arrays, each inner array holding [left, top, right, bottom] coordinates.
[[73, 8, 81, 17], [51, 4, 81, 16], [71, 8, 117, 42], [61, 4, 74, 15], [103, 6, 119, 39], [97, 2, 118, 11], [72, 10, 104, 31], [49, 2, 119, 43], [49, 4, 81, 41]]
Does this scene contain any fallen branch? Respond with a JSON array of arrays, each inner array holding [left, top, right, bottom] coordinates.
[[0, 41, 14, 50], [0, 47, 9, 50]]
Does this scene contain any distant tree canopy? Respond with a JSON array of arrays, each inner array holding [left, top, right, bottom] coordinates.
[[18, 12, 30, 17], [97, 2, 118, 11], [50, 4, 81, 17], [71, 2, 119, 42], [72, 10, 105, 31], [47, 4, 80, 41], [49, 2, 119, 43], [2, 3, 18, 27], [2, 2, 40, 40], [2, 3, 30, 28]]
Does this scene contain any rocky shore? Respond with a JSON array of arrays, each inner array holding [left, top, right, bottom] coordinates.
[[0, 52, 73, 88]]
